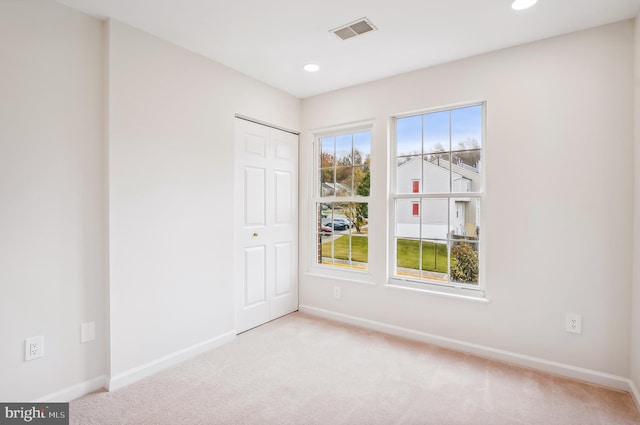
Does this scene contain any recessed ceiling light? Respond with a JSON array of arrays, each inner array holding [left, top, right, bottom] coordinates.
[[304, 63, 320, 72], [512, 0, 538, 10]]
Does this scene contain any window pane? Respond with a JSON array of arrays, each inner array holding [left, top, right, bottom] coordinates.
[[341, 202, 368, 233], [336, 134, 352, 166], [317, 205, 334, 266], [450, 198, 480, 239], [324, 202, 351, 229], [320, 202, 332, 219], [397, 115, 422, 157], [420, 240, 449, 279], [423, 110, 450, 154], [320, 168, 334, 196], [451, 150, 481, 193], [349, 234, 368, 270], [335, 167, 353, 196], [397, 155, 422, 194], [451, 105, 482, 151], [319, 201, 368, 270], [320, 137, 335, 167], [353, 131, 371, 166], [354, 166, 370, 197], [395, 198, 420, 238], [317, 205, 333, 256], [396, 238, 448, 280], [422, 198, 448, 240], [450, 241, 479, 285], [452, 149, 481, 174], [451, 173, 471, 194], [396, 238, 421, 279], [423, 154, 450, 194]]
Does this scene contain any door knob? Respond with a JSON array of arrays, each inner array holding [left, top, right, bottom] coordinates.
[[252, 232, 259, 238]]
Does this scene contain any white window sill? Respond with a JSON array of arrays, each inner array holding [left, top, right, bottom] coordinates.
[[386, 278, 489, 303]]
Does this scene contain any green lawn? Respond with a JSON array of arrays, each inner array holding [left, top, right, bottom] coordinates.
[[321, 236, 448, 273], [321, 235, 368, 263], [396, 239, 448, 273]]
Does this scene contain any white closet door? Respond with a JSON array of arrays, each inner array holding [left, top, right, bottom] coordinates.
[[234, 118, 298, 333]]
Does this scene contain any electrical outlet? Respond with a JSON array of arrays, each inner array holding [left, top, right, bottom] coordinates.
[[80, 321, 95, 343], [25, 336, 44, 361], [333, 286, 341, 299], [566, 313, 582, 334]]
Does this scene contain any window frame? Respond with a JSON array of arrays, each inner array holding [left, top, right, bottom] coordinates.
[[310, 122, 374, 280], [388, 102, 486, 298]]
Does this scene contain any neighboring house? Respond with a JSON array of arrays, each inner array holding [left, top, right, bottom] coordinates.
[[321, 181, 350, 197], [396, 156, 480, 240]]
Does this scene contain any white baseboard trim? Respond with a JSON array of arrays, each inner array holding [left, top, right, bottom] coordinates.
[[108, 330, 236, 392], [299, 305, 634, 393], [34, 375, 108, 402], [630, 379, 640, 412]]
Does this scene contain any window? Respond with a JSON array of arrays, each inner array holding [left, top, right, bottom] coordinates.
[[315, 128, 371, 271], [392, 103, 483, 292]]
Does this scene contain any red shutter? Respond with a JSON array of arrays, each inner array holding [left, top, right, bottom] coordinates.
[[412, 180, 419, 193], [412, 203, 419, 216]]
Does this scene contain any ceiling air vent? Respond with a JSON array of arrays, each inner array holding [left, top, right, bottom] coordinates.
[[331, 18, 377, 41]]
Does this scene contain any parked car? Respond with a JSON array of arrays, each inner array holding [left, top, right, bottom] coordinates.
[[320, 225, 333, 235], [324, 221, 349, 231], [332, 217, 354, 228]]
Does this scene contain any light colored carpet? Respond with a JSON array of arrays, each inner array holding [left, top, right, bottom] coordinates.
[[70, 312, 640, 424]]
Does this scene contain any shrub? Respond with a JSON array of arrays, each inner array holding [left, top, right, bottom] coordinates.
[[450, 243, 478, 283]]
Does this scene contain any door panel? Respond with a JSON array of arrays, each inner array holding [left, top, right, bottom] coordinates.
[[245, 167, 266, 226], [274, 242, 292, 297], [274, 170, 292, 224], [274, 138, 292, 160], [244, 246, 267, 306], [235, 118, 298, 333], [245, 133, 267, 157]]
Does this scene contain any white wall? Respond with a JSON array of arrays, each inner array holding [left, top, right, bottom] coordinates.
[[107, 20, 300, 381], [0, 0, 107, 401], [0, 1, 300, 400], [300, 21, 634, 379], [1, 0, 636, 402], [632, 15, 640, 399]]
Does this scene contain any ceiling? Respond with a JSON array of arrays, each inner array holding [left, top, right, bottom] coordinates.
[[57, 0, 640, 99]]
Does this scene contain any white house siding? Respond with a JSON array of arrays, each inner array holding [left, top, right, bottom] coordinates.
[[396, 157, 479, 239]]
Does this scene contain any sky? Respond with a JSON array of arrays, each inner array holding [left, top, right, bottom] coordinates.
[[319, 103, 481, 165], [321, 131, 371, 166], [397, 104, 483, 157]]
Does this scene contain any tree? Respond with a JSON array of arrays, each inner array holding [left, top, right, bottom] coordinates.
[[356, 170, 370, 220], [357, 170, 370, 197], [326, 150, 370, 196], [428, 143, 449, 163], [452, 138, 481, 169], [348, 170, 370, 232], [320, 151, 334, 168]]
